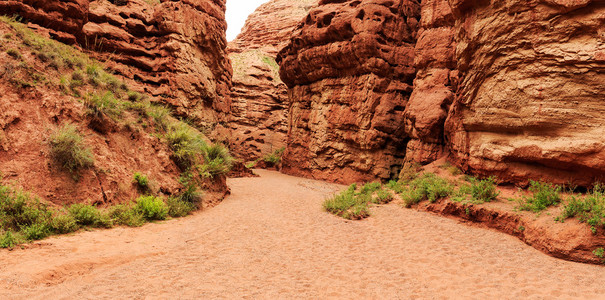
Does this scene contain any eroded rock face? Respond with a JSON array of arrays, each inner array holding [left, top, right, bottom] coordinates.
[[226, 0, 317, 159], [403, 0, 456, 164], [0, 0, 232, 127], [277, 0, 420, 183], [445, 0, 605, 186]]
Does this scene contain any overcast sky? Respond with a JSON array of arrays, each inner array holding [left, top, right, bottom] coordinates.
[[226, 0, 270, 41]]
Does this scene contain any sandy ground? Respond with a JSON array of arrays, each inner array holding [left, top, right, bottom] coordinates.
[[0, 170, 604, 299]]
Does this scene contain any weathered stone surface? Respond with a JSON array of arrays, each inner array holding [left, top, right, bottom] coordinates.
[[403, 0, 456, 163], [445, 0, 605, 186], [278, 0, 420, 184], [226, 0, 317, 159], [0, 0, 232, 127]]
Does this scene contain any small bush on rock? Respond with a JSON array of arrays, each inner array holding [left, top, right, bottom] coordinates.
[[135, 196, 168, 221]]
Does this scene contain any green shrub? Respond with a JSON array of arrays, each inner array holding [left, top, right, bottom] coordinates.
[[67, 204, 112, 228], [360, 182, 382, 195], [558, 184, 605, 228], [21, 223, 50, 241], [109, 204, 145, 227], [84, 91, 123, 120], [467, 176, 499, 203], [178, 174, 203, 204], [387, 180, 405, 194], [135, 196, 168, 220], [133, 172, 149, 192], [50, 213, 79, 234], [0, 231, 23, 248], [519, 181, 562, 212], [0, 185, 51, 231], [323, 184, 371, 220], [166, 124, 205, 170], [262, 147, 285, 165], [49, 124, 94, 173], [146, 104, 171, 130], [200, 143, 233, 177], [166, 197, 196, 218], [374, 189, 393, 204], [401, 173, 453, 208], [594, 247, 605, 258]]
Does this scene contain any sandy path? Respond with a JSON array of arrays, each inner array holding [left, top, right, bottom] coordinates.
[[0, 170, 604, 299]]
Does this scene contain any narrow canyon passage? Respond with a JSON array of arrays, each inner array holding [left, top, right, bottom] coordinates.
[[0, 170, 604, 299]]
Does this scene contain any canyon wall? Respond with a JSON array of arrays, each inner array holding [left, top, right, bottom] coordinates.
[[277, 0, 420, 183], [226, 0, 317, 159], [0, 0, 232, 127], [279, 0, 605, 186], [445, 0, 605, 186]]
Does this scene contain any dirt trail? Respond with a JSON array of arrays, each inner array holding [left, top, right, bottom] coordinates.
[[1, 170, 604, 299]]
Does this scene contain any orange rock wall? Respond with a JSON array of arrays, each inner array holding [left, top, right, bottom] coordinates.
[[0, 0, 232, 127], [445, 0, 605, 186], [277, 0, 420, 183], [279, 0, 605, 186]]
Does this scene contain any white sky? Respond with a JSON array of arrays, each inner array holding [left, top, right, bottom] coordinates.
[[226, 0, 270, 41]]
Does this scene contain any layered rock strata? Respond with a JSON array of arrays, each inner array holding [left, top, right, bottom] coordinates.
[[279, 0, 605, 186], [278, 0, 420, 183], [226, 0, 317, 159], [445, 0, 605, 186], [0, 0, 232, 127]]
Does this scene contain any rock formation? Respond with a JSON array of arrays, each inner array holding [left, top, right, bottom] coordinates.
[[226, 0, 317, 159], [445, 0, 605, 186], [277, 0, 420, 183], [0, 0, 232, 127], [279, 0, 605, 186], [403, 0, 456, 164]]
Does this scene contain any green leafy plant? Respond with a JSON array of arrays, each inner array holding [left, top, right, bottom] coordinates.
[[135, 196, 168, 221], [518, 181, 562, 212], [360, 182, 382, 194], [166, 124, 206, 170], [558, 184, 605, 229], [468, 176, 500, 203], [593, 247, 604, 259], [165, 197, 196, 218], [49, 124, 94, 173], [68, 204, 112, 228], [133, 172, 150, 192], [323, 184, 371, 220], [50, 213, 79, 234], [0, 231, 22, 248], [109, 204, 145, 227], [400, 173, 453, 208], [374, 190, 394, 204]]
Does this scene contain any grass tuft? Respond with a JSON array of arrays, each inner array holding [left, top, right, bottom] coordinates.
[[49, 124, 94, 173], [400, 173, 453, 208]]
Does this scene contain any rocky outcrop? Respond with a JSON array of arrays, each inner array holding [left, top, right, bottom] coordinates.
[[0, 0, 232, 128], [403, 0, 456, 164], [226, 0, 317, 159], [445, 0, 605, 186], [277, 0, 420, 184], [279, 0, 605, 186]]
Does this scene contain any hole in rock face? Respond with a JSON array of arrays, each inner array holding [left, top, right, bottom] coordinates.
[[317, 12, 336, 28], [356, 9, 365, 20]]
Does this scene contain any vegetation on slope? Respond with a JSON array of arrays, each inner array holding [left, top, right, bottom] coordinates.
[[0, 16, 234, 248]]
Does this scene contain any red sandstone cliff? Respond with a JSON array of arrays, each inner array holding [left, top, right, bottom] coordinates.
[[0, 0, 232, 128], [0, 0, 232, 206], [226, 0, 317, 159], [277, 0, 420, 183], [445, 0, 605, 186], [279, 0, 605, 186]]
